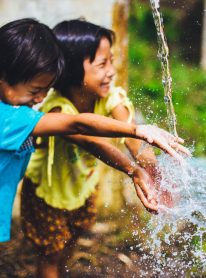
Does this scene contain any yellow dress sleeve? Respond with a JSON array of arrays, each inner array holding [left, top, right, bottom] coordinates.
[[104, 87, 135, 143], [105, 87, 135, 124]]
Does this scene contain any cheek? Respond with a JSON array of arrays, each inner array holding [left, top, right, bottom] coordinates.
[[5, 89, 18, 102], [9, 91, 31, 104]]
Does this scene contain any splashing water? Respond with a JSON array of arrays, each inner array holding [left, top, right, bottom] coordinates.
[[131, 151, 206, 272], [130, 1, 206, 273], [150, 0, 177, 138]]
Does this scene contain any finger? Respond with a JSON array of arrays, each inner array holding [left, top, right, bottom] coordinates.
[[136, 185, 158, 211], [168, 141, 190, 155], [177, 137, 184, 144], [148, 191, 158, 202], [163, 146, 184, 161], [154, 140, 184, 161], [176, 144, 190, 155], [135, 180, 158, 211], [144, 134, 154, 144], [134, 177, 150, 196]]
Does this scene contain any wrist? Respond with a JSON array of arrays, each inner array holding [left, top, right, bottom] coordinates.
[[135, 124, 148, 140], [127, 163, 140, 178], [140, 159, 159, 169], [135, 125, 141, 140]]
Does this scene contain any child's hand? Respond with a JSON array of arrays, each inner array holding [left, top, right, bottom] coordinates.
[[129, 165, 158, 213], [145, 164, 179, 209], [136, 125, 190, 161]]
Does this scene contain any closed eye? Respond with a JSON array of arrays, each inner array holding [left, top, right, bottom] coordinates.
[[29, 91, 39, 95], [96, 59, 107, 67]]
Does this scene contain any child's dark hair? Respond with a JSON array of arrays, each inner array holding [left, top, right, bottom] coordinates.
[[53, 19, 115, 91], [0, 18, 64, 86]]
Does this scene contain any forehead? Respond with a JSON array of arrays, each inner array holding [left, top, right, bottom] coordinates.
[[94, 37, 112, 58], [28, 73, 56, 88]]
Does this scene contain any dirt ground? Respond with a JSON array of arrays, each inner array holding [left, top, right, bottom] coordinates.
[[1, 208, 204, 278]]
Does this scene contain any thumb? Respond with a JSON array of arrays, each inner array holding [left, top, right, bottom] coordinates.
[[144, 133, 154, 144]]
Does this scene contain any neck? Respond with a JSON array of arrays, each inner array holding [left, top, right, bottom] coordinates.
[[67, 87, 95, 113]]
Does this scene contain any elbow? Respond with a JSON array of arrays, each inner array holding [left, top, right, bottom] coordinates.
[[68, 115, 87, 135]]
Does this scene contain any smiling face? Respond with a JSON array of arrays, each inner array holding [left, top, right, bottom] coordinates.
[[82, 37, 116, 100], [0, 73, 55, 107]]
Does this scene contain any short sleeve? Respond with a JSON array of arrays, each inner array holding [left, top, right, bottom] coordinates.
[[0, 104, 44, 151], [104, 87, 135, 144], [105, 87, 135, 124]]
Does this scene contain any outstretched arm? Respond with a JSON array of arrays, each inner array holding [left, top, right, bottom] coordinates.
[[31, 111, 189, 161], [62, 133, 158, 212]]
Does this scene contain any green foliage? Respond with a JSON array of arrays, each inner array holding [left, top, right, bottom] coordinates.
[[129, 1, 206, 156]]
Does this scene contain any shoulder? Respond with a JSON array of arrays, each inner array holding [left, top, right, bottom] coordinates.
[[105, 86, 129, 111], [0, 102, 44, 151], [0, 101, 42, 119], [94, 86, 129, 116], [40, 90, 78, 115], [108, 86, 127, 98]]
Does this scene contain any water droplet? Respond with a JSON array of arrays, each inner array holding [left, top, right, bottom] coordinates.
[[164, 95, 170, 104]]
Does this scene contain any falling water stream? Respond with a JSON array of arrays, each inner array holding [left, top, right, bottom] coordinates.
[[130, 1, 206, 275], [150, 0, 177, 137]]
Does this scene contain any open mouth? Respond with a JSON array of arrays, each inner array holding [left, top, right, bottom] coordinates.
[[100, 83, 110, 91]]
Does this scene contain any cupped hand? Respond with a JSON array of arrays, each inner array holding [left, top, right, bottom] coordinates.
[[130, 165, 158, 213], [145, 164, 179, 209], [136, 125, 190, 161]]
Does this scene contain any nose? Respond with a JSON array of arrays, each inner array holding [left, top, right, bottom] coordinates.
[[107, 63, 116, 78], [33, 90, 48, 104]]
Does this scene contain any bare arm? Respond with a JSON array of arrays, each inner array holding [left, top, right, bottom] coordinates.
[[31, 109, 189, 161], [63, 133, 157, 212], [31, 112, 137, 138]]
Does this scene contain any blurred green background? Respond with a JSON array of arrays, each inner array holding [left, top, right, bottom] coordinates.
[[129, 0, 206, 156]]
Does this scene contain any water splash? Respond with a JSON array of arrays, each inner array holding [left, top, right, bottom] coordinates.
[[150, 0, 178, 138], [132, 152, 206, 271]]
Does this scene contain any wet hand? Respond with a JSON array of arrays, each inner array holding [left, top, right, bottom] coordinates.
[[146, 164, 179, 209], [129, 165, 158, 213], [136, 125, 190, 161]]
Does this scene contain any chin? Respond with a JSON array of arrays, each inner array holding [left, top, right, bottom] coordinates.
[[100, 91, 109, 98], [25, 103, 33, 108]]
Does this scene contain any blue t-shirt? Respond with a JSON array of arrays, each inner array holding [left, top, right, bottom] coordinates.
[[0, 101, 44, 242]]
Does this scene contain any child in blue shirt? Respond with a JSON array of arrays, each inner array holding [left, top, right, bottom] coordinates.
[[0, 18, 189, 244]]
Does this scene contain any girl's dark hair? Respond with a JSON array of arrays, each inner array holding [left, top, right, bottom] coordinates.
[[53, 19, 115, 91], [0, 18, 64, 86]]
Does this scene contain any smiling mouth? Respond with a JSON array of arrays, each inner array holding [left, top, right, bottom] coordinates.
[[100, 83, 110, 90]]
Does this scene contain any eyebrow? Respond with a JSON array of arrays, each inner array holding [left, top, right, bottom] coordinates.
[[30, 86, 41, 91], [96, 54, 114, 61], [31, 85, 50, 91]]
